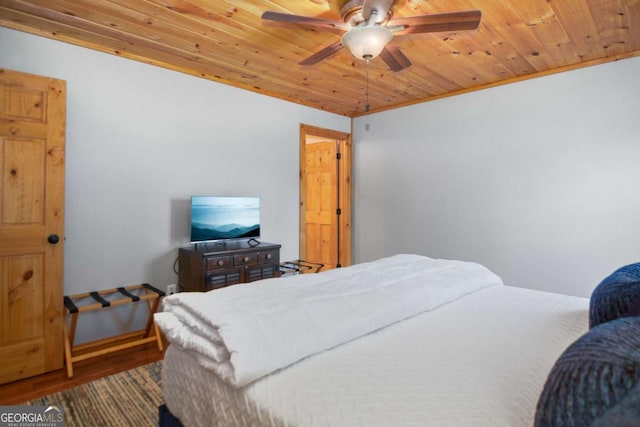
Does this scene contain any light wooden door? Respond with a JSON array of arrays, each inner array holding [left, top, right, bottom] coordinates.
[[304, 140, 338, 268], [300, 125, 351, 271], [0, 69, 66, 384]]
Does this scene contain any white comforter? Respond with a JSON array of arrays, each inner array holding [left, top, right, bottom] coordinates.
[[163, 285, 589, 427], [155, 254, 503, 387]]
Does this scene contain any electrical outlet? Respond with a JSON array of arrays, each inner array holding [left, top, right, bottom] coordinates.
[[167, 284, 177, 295]]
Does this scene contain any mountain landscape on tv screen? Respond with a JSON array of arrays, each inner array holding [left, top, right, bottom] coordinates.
[[191, 223, 260, 241]]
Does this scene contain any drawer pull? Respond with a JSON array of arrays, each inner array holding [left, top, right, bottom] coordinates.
[[243, 256, 250, 263], [217, 260, 225, 267], [265, 253, 272, 260]]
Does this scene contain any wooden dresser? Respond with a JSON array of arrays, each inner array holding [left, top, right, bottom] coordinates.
[[178, 241, 281, 292]]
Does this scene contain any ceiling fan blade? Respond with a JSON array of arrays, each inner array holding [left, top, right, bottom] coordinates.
[[299, 41, 344, 66], [379, 44, 412, 72], [362, 0, 394, 23], [261, 11, 348, 34], [390, 10, 481, 35]]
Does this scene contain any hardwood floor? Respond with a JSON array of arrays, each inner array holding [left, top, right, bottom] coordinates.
[[0, 342, 165, 405]]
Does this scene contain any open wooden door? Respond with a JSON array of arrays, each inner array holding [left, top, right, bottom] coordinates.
[[300, 124, 351, 271], [0, 69, 66, 384]]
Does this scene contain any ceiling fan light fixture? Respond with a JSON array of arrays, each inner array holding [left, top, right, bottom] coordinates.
[[341, 25, 393, 60]]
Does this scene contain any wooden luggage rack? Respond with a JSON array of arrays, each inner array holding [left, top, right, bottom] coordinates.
[[63, 283, 165, 378], [279, 259, 324, 275]]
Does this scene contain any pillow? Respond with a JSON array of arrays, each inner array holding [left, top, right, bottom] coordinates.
[[591, 382, 640, 427], [589, 262, 640, 328], [535, 317, 640, 427]]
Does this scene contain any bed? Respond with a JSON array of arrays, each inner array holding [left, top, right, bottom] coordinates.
[[155, 254, 589, 427]]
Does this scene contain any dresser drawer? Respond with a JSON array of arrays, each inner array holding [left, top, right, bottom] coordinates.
[[258, 250, 278, 264], [206, 255, 233, 270], [234, 253, 258, 266]]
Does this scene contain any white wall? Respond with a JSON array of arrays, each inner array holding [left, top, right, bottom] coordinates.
[[353, 56, 640, 298], [0, 27, 349, 341]]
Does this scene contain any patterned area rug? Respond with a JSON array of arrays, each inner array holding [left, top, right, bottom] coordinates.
[[25, 361, 163, 427]]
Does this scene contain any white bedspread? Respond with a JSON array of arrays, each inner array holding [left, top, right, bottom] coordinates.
[[155, 254, 503, 387], [162, 285, 589, 427]]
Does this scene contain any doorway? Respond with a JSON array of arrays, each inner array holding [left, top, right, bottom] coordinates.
[[299, 124, 352, 271]]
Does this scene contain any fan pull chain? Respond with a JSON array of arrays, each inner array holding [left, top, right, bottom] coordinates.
[[365, 58, 370, 112]]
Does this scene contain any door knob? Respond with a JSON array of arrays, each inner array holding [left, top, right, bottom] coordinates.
[[48, 234, 60, 244]]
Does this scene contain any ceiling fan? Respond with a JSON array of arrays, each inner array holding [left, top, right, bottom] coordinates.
[[262, 0, 481, 72]]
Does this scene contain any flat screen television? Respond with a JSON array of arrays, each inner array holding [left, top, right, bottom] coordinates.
[[190, 196, 260, 244]]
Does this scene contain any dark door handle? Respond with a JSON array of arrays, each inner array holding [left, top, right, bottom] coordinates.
[[48, 234, 60, 244]]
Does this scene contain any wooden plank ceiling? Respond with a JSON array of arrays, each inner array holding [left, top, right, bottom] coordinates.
[[1, 0, 639, 117]]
